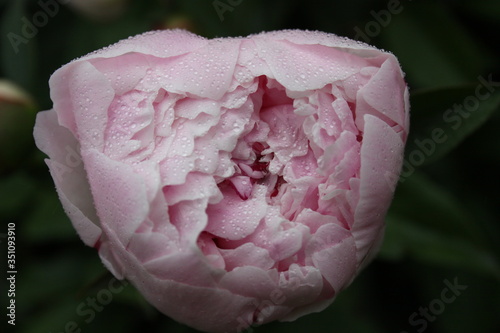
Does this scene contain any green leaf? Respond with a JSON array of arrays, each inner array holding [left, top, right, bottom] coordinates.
[[22, 185, 79, 243], [458, 0, 500, 22], [381, 215, 500, 280], [380, 172, 500, 279], [0, 171, 36, 219], [16, 248, 102, 332], [403, 82, 500, 167], [61, 14, 150, 63], [0, 102, 37, 173], [391, 171, 485, 243], [178, 0, 297, 38], [381, 1, 493, 88], [0, 0, 38, 92]]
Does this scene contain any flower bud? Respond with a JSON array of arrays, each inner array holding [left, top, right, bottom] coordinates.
[[68, 0, 129, 21], [0, 80, 36, 173]]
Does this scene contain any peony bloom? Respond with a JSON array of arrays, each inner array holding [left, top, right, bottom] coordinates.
[[33, 30, 409, 332]]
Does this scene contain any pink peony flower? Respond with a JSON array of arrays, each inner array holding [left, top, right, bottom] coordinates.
[[33, 29, 409, 332]]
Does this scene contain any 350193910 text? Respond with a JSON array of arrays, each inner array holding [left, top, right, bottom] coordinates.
[[6, 222, 16, 326]]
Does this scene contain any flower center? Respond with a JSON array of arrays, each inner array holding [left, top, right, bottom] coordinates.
[[226, 142, 284, 200]]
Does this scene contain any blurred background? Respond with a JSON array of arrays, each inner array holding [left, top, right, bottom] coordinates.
[[1, 0, 499, 332]]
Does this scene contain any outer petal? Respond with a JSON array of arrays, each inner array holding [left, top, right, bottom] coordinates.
[[50, 61, 114, 150], [307, 223, 357, 292], [355, 56, 407, 132], [353, 114, 405, 266], [102, 225, 256, 333], [78, 29, 208, 61], [252, 36, 373, 92], [90, 52, 149, 96], [251, 30, 380, 52], [33, 110, 101, 246], [83, 149, 149, 247], [219, 266, 279, 299], [143, 250, 222, 287]]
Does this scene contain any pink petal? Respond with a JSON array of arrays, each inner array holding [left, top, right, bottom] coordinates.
[[106, 226, 256, 333], [56, 61, 114, 152], [127, 231, 179, 264], [228, 175, 253, 200], [295, 208, 342, 234], [143, 250, 222, 287], [252, 32, 373, 92], [79, 29, 208, 61], [146, 37, 241, 99], [160, 155, 196, 186], [355, 56, 407, 132], [353, 114, 405, 265], [197, 233, 226, 269], [33, 110, 101, 247], [82, 149, 149, 246], [219, 266, 279, 299], [220, 242, 274, 271], [163, 172, 221, 205], [307, 223, 357, 293], [90, 52, 149, 96], [251, 30, 380, 52], [205, 183, 267, 240], [167, 199, 210, 243], [98, 240, 125, 279], [277, 264, 326, 320]]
